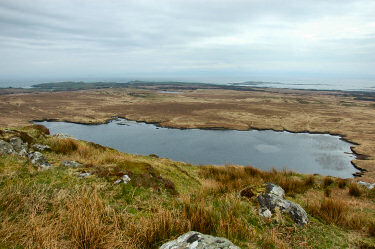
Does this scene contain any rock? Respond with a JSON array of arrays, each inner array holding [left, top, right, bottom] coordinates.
[[32, 144, 51, 151], [52, 133, 75, 139], [114, 174, 131, 184], [9, 137, 28, 156], [358, 181, 375, 189], [0, 140, 15, 155], [159, 231, 240, 249], [264, 182, 285, 198], [61, 160, 82, 167], [259, 208, 272, 218], [28, 151, 51, 168], [78, 172, 91, 177], [257, 193, 308, 226]]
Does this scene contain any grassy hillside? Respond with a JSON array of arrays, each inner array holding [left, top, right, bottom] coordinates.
[[1, 126, 375, 248]]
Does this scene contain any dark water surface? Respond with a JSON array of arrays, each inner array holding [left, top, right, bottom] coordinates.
[[36, 119, 357, 178]]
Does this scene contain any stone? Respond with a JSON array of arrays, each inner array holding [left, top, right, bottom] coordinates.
[[28, 151, 51, 168], [257, 193, 308, 226], [159, 231, 240, 249], [264, 182, 285, 198], [114, 174, 131, 184], [52, 133, 75, 139], [358, 181, 375, 190], [32, 144, 51, 151], [78, 172, 91, 177], [61, 160, 82, 167], [0, 140, 15, 155], [9, 137, 28, 156], [259, 208, 272, 218]]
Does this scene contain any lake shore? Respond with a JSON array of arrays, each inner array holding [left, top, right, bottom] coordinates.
[[1, 84, 375, 180]]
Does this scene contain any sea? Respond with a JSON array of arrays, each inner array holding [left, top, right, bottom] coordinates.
[[0, 76, 374, 92]]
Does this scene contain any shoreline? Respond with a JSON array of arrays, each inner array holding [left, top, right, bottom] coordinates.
[[32, 116, 366, 178]]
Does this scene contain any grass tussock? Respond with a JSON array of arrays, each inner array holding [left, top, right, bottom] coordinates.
[[349, 183, 361, 197], [337, 179, 347, 189], [49, 138, 79, 154]]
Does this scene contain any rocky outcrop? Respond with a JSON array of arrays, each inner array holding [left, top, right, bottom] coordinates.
[[0, 140, 15, 155], [61, 160, 82, 167], [358, 181, 375, 189], [160, 231, 240, 249], [9, 137, 28, 156], [114, 174, 131, 184], [257, 183, 308, 226], [28, 151, 51, 168], [52, 133, 75, 139], [32, 144, 51, 151], [78, 172, 91, 177]]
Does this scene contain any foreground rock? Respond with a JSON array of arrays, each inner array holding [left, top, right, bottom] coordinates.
[[257, 183, 308, 226], [114, 174, 131, 184], [9, 137, 28, 156], [160, 231, 240, 249], [32, 144, 51, 151], [61, 160, 82, 167], [28, 151, 51, 168], [358, 181, 375, 189], [0, 140, 15, 155]]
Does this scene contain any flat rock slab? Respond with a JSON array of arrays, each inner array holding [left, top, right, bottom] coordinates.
[[0, 140, 15, 155], [160, 231, 240, 249]]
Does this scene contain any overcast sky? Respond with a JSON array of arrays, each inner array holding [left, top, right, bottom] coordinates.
[[0, 0, 374, 84]]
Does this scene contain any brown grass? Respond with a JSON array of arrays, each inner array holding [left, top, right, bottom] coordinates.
[[25, 124, 50, 135], [349, 183, 361, 197], [49, 138, 79, 154], [337, 179, 347, 189], [306, 198, 347, 225], [323, 177, 334, 188]]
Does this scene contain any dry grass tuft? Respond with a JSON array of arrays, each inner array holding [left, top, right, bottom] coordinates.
[[306, 198, 347, 225], [337, 179, 347, 189], [323, 177, 334, 188], [26, 124, 50, 135], [49, 138, 79, 154], [349, 183, 361, 197]]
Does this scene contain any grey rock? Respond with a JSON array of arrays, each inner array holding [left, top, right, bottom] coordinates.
[[114, 174, 131, 184], [78, 172, 91, 178], [159, 231, 240, 249], [259, 208, 272, 218], [61, 160, 82, 167], [264, 182, 285, 198], [0, 140, 15, 155], [9, 137, 28, 156], [28, 151, 51, 168], [257, 193, 308, 226], [52, 133, 75, 139], [358, 181, 375, 190], [32, 144, 51, 151]]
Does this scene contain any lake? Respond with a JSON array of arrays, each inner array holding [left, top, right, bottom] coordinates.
[[35, 118, 358, 178]]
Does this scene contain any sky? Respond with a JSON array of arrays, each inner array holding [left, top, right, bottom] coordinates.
[[0, 0, 374, 85]]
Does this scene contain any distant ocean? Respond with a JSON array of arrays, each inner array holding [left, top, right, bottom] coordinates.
[[0, 77, 374, 92]]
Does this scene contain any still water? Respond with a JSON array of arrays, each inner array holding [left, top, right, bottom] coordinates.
[[35, 118, 357, 178]]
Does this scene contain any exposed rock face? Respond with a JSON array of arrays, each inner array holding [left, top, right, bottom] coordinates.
[[257, 184, 308, 226], [32, 144, 51, 151], [28, 152, 51, 168], [52, 133, 75, 139], [61, 160, 82, 167], [9, 137, 28, 156], [358, 181, 375, 189], [160, 231, 240, 249], [114, 174, 131, 184], [264, 182, 285, 198], [0, 140, 15, 155], [78, 172, 91, 177]]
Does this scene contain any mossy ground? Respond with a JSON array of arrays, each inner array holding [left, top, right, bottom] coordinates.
[[1, 126, 375, 248]]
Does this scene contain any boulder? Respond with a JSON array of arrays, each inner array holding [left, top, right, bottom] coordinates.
[[114, 174, 131, 184], [78, 172, 91, 178], [358, 181, 375, 190], [52, 133, 75, 139], [28, 151, 51, 168], [9, 137, 28, 156], [159, 231, 240, 249], [0, 140, 15, 155], [32, 144, 51, 151], [257, 183, 308, 226], [264, 182, 285, 198], [61, 160, 82, 167]]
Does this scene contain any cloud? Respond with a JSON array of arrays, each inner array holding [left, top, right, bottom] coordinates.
[[0, 0, 374, 82]]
